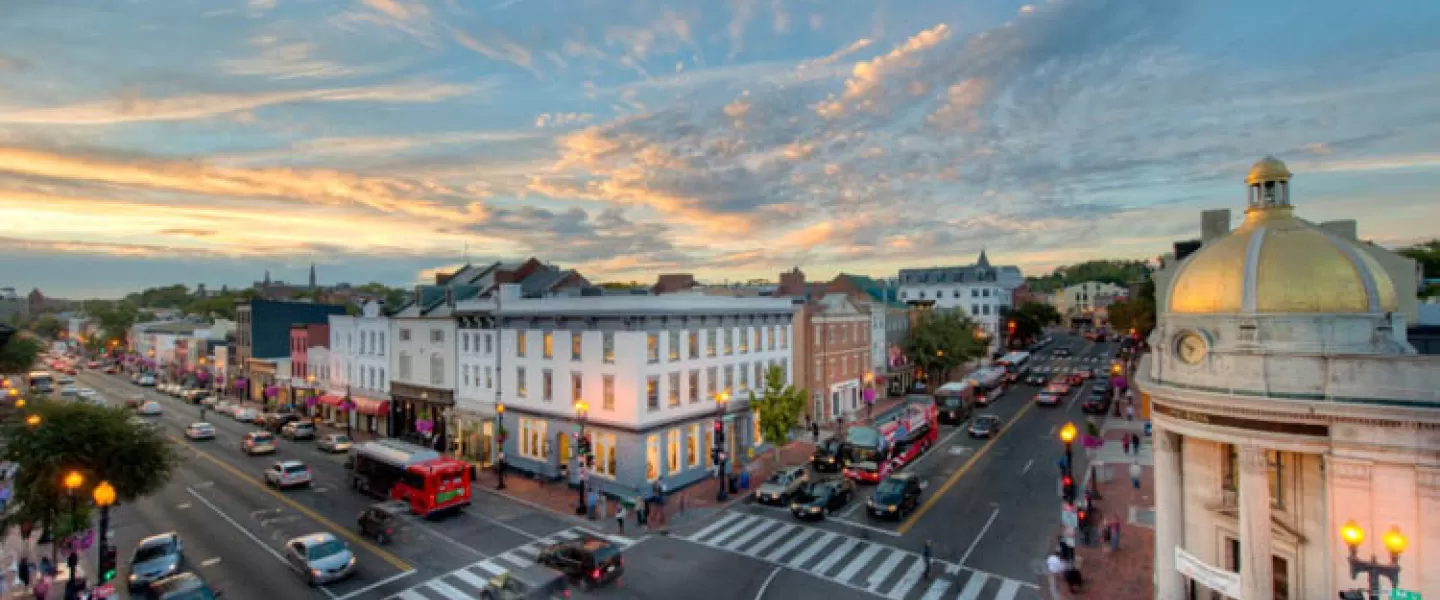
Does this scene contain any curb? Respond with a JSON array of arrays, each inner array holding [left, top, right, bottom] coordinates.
[[469, 484, 604, 532]]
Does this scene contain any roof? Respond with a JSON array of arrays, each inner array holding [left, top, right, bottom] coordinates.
[[897, 251, 1019, 286]]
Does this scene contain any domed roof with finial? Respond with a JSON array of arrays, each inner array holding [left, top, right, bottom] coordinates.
[[1245, 155, 1292, 185]]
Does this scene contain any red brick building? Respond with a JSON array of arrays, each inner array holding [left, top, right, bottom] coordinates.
[[289, 323, 329, 380], [776, 268, 872, 423]]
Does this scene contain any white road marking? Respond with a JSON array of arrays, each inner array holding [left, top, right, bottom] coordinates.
[[1020, 459, 1034, 475], [185, 487, 341, 596], [958, 507, 1000, 566], [918, 578, 951, 600], [956, 572, 989, 600], [401, 514, 486, 556], [829, 516, 905, 537], [754, 566, 783, 600], [177, 503, 191, 509], [328, 570, 417, 600], [200, 557, 222, 567]]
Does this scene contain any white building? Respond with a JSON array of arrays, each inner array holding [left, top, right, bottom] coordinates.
[[455, 284, 796, 495], [326, 301, 392, 436], [389, 287, 464, 444], [1141, 157, 1437, 600], [1055, 281, 1126, 315], [897, 250, 1023, 345]]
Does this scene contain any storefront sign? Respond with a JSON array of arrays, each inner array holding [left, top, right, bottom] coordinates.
[[1154, 404, 1328, 437], [1174, 547, 1240, 599]]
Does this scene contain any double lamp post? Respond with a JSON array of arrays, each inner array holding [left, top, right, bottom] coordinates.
[[1338, 521, 1407, 600]]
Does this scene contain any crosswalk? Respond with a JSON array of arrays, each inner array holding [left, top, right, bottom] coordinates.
[[385, 527, 635, 600], [1029, 354, 1112, 374], [680, 512, 1037, 600]]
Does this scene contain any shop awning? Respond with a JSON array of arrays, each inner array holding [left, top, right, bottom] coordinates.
[[353, 397, 390, 416], [319, 394, 344, 407]]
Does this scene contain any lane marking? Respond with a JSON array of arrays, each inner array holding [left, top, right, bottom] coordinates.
[[1020, 459, 1034, 476], [181, 439, 413, 571], [957, 507, 1000, 565], [201, 557, 222, 567], [828, 516, 905, 538], [896, 401, 1035, 535], [327, 569, 418, 600], [459, 510, 542, 541], [400, 514, 486, 556], [754, 566, 783, 600], [177, 503, 192, 510]]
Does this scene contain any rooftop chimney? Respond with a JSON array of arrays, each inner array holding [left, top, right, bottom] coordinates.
[[1319, 220, 1358, 241], [777, 267, 806, 297], [1201, 209, 1231, 243]]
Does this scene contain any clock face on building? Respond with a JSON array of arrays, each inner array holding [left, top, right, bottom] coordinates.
[[1176, 332, 1208, 365]]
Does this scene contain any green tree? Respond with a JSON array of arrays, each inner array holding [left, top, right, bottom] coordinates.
[[89, 303, 140, 346], [749, 365, 808, 461], [29, 315, 64, 340], [0, 399, 181, 539], [0, 334, 44, 377], [905, 311, 986, 389], [1398, 239, 1440, 280], [1025, 260, 1152, 293], [1107, 278, 1157, 339], [1002, 302, 1062, 344]]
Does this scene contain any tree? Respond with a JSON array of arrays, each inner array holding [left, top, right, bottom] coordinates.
[[1025, 259, 1152, 293], [30, 315, 64, 340], [1002, 302, 1062, 345], [905, 311, 986, 389], [0, 334, 44, 377], [749, 365, 808, 461], [0, 399, 181, 540], [1107, 278, 1157, 339], [1398, 239, 1440, 280], [89, 303, 140, 346]]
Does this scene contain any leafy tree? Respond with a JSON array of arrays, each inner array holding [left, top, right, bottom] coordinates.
[[0, 334, 44, 376], [1025, 260, 1152, 293], [1002, 302, 1062, 345], [89, 303, 140, 346], [1107, 278, 1157, 339], [1398, 239, 1440, 280], [749, 365, 808, 461], [597, 281, 645, 290], [29, 315, 64, 340], [183, 295, 238, 320], [905, 310, 986, 389], [124, 284, 192, 309], [0, 399, 181, 539]]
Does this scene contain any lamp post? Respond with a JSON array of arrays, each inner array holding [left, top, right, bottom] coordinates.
[[26, 414, 41, 428], [93, 481, 117, 584], [495, 403, 506, 490], [1338, 521, 1406, 599], [63, 471, 84, 592], [1059, 422, 1077, 484], [307, 374, 317, 419], [863, 372, 875, 421], [573, 400, 589, 515], [714, 391, 730, 501]]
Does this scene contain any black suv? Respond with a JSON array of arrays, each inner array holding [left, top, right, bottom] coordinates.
[[790, 478, 855, 520], [811, 437, 844, 472], [1081, 389, 1112, 414], [535, 535, 624, 590], [358, 502, 406, 544], [866, 472, 924, 519]]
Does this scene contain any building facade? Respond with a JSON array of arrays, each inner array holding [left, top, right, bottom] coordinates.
[[473, 285, 794, 496], [235, 299, 346, 407], [1141, 157, 1437, 600], [388, 288, 462, 445], [897, 251, 1023, 347], [809, 294, 872, 423], [326, 301, 392, 436]]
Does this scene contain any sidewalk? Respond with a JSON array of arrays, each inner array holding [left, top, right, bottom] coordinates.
[[1059, 417, 1154, 599]]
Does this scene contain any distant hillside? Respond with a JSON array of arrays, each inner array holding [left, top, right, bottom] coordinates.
[[1025, 260, 1152, 294]]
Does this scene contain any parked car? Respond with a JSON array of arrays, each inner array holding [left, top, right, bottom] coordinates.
[[213, 401, 235, 416], [967, 414, 1002, 438], [77, 388, 98, 401], [144, 571, 223, 600], [128, 532, 184, 590], [282, 533, 356, 586], [184, 389, 208, 404], [789, 478, 855, 520], [282, 421, 316, 441], [1025, 373, 1048, 386], [534, 534, 624, 590], [317, 434, 353, 453], [265, 413, 303, 433], [753, 465, 809, 505], [139, 374, 156, 386], [200, 395, 220, 407], [242, 431, 278, 455], [185, 422, 216, 440], [479, 563, 570, 600], [866, 472, 924, 520], [810, 437, 844, 472], [357, 501, 406, 544], [233, 408, 259, 423], [265, 460, 313, 489], [104, 365, 119, 374], [127, 393, 146, 409], [138, 401, 164, 416], [1081, 390, 1112, 414]]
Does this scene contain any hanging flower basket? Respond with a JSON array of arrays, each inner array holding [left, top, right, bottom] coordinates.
[[264, 385, 279, 398], [305, 395, 318, 407], [415, 419, 434, 434], [340, 400, 356, 412]]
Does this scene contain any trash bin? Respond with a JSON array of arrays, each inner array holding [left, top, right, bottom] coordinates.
[[739, 471, 750, 489], [727, 474, 739, 493]]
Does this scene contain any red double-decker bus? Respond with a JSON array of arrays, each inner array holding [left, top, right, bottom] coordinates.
[[349, 440, 472, 517], [843, 399, 939, 484]]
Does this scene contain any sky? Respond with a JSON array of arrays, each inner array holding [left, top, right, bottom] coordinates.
[[2, 0, 1439, 298]]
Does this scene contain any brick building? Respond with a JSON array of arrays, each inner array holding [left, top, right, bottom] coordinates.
[[776, 268, 873, 423]]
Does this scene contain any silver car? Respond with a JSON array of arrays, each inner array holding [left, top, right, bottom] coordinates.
[[284, 533, 357, 586], [754, 465, 809, 505], [317, 434, 353, 453], [129, 532, 184, 589]]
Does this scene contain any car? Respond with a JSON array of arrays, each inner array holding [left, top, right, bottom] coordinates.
[[86, 361, 101, 369], [77, 388, 98, 400], [233, 408, 259, 423], [104, 365, 119, 374], [129, 415, 159, 431], [1076, 369, 1093, 380], [242, 431, 278, 455], [283, 533, 357, 586], [282, 421, 317, 440], [200, 395, 220, 407], [534, 534, 624, 590], [60, 385, 80, 397], [185, 422, 216, 440], [57, 375, 75, 385], [159, 383, 173, 396], [144, 571, 223, 600], [479, 563, 570, 600], [1081, 391, 1112, 414], [139, 374, 157, 386], [968, 414, 1002, 438], [867, 472, 925, 519], [317, 433, 353, 453], [266, 460, 313, 489], [128, 532, 184, 590], [753, 465, 809, 505], [1054, 348, 1072, 357], [183, 389, 208, 404], [213, 401, 235, 416], [1036, 391, 1061, 406], [810, 436, 844, 471], [265, 413, 303, 433], [138, 401, 164, 416], [1025, 374, 1048, 386], [358, 501, 406, 544], [789, 478, 856, 519]]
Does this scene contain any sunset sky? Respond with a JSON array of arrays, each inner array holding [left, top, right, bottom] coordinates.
[[2, 0, 1438, 298]]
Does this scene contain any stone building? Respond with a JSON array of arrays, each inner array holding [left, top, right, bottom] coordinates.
[[1140, 157, 1436, 600]]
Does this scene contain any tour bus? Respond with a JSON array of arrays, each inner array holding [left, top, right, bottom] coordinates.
[[843, 398, 939, 484], [932, 382, 976, 425], [25, 371, 54, 394], [967, 367, 1008, 406], [995, 352, 1032, 383], [349, 439, 472, 517]]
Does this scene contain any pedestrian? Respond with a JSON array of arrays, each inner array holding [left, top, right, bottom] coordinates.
[[18, 555, 32, 587], [1121, 434, 1131, 455], [1130, 459, 1142, 490], [1132, 433, 1142, 452], [495, 451, 507, 490], [615, 503, 626, 535], [811, 422, 820, 444], [33, 574, 51, 599], [1110, 513, 1122, 552], [586, 489, 598, 520], [1045, 553, 1067, 597], [922, 540, 933, 580], [1100, 515, 1113, 552], [1126, 404, 1135, 421]]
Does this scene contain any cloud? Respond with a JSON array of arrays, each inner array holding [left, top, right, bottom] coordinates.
[[535, 113, 593, 128], [727, 0, 757, 58], [798, 38, 873, 70], [446, 24, 541, 76], [363, 0, 429, 22], [221, 36, 379, 80], [816, 23, 951, 118], [0, 82, 476, 125], [215, 130, 544, 165]]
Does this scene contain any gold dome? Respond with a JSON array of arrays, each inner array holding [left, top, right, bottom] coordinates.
[[1246, 156, 1292, 185]]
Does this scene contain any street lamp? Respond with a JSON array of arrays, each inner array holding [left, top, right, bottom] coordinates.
[[715, 391, 730, 501], [1059, 422, 1077, 474], [1338, 520, 1406, 599], [25, 414, 41, 428], [63, 471, 84, 592], [93, 481, 117, 583], [307, 374, 317, 418], [495, 403, 506, 490], [573, 400, 589, 515]]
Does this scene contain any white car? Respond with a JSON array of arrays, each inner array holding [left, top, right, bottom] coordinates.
[[138, 375, 156, 386], [233, 408, 259, 423], [264, 460, 313, 489], [77, 388, 97, 399], [138, 401, 163, 416], [57, 375, 75, 385], [185, 422, 216, 440], [200, 396, 220, 407], [214, 401, 235, 416]]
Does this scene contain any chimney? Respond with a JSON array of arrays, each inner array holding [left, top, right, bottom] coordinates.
[[1201, 209, 1231, 243], [1319, 220, 1358, 241], [778, 268, 806, 297]]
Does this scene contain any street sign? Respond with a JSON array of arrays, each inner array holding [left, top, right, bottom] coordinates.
[[1392, 590, 1421, 600]]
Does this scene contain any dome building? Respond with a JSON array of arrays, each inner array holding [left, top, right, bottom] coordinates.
[[1141, 157, 1437, 599]]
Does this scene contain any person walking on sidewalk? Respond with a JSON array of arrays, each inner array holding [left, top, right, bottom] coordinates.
[[1132, 433, 1141, 452], [811, 421, 820, 444], [1130, 459, 1142, 489], [496, 451, 507, 490], [1121, 434, 1131, 455], [615, 503, 626, 535], [1126, 404, 1135, 421], [922, 540, 933, 580], [1109, 512, 1122, 552]]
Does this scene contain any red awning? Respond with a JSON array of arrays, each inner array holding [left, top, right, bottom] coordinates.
[[354, 397, 390, 416], [319, 394, 344, 407]]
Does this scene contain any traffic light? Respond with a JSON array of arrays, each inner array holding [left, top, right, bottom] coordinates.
[[714, 419, 725, 445], [99, 543, 118, 582], [1061, 474, 1075, 502], [1007, 320, 1016, 334]]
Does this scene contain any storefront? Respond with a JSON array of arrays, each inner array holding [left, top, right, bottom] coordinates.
[[389, 381, 453, 449], [246, 359, 278, 406], [318, 390, 389, 436], [451, 411, 496, 468]]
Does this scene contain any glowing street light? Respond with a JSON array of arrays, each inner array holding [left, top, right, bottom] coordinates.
[[1338, 520, 1407, 599]]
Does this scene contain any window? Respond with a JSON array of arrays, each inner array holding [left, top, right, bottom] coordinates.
[[738, 364, 749, 392], [520, 418, 547, 460], [688, 370, 699, 403], [484, 333, 492, 354], [647, 333, 659, 363], [779, 361, 788, 383], [706, 329, 717, 357], [571, 332, 582, 361], [739, 327, 749, 353], [971, 288, 979, 298], [971, 304, 979, 315], [429, 354, 443, 386], [668, 331, 680, 361], [1221, 445, 1285, 509], [646, 435, 660, 481], [724, 365, 734, 393], [668, 372, 680, 407], [516, 367, 527, 398], [430, 329, 444, 343], [462, 365, 471, 387], [646, 376, 659, 411], [706, 427, 715, 468], [688, 331, 699, 359], [707, 367, 717, 399], [983, 288, 991, 297], [517, 332, 527, 358], [755, 362, 764, 388], [592, 434, 617, 478], [542, 369, 553, 402], [753, 328, 762, 353], [571, 372, 582, 403], [724, 328, 734, 355], [753, 406, 763, 445], [602, 332, 615, 363], [485, 366, 493, 389], [378, 333, 384, 354], [780, 327, 788, 349], [400, 328, 412, 341], [398, 353, 412, 380], [953, 290, 960, 298], [602, 375, 615, 411], [687, 424, 701, 467], [767, 326, 775, 351], [667, 429, 682, 474], [982, 305, 990, 316], [542, 332, 553, 359], [462, 333, 470, 353]]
